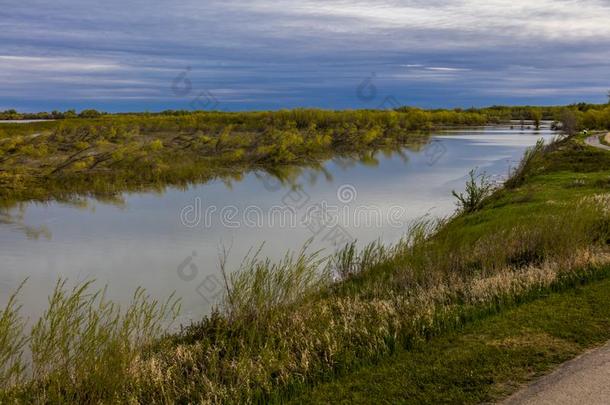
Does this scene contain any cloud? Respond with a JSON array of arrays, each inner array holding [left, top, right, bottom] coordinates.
[[0, 55, 122, 72], [1, 0, 609, 111]]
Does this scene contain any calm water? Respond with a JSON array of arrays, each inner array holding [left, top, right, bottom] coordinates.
[[0, 119, 55, 123], [0, 124, 557, 323]]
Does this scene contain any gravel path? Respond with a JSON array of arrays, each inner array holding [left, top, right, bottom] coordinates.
[[502, 342, 610, 404], [584, 134, 610, 150]]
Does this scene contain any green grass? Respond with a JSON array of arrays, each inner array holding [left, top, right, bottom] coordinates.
[[288, 273, 610, 404]]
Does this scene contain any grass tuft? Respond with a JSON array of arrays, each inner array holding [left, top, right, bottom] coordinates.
[[0, 280, 180, 403]]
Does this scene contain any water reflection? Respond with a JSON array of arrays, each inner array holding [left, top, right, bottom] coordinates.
[[0, 125, 557, 322], [0, 206, 52, 240]]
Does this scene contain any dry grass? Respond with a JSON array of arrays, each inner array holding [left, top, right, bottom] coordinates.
[[0, 281, 180, 402]]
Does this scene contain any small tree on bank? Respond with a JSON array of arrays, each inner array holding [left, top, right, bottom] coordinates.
[[560, 109, 577, 135], [452, 169, 495, 213]]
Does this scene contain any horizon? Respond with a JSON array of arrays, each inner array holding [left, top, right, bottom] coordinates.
[[2, 1, 610, 112], [1, 103, 606, 116]]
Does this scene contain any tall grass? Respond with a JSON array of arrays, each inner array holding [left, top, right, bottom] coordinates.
[[221, 241, 331, 324], [0, 280, 180, 402], [504, 138, 556, 189], [0, 281, 27, 389], [127, 193, 609, 403]]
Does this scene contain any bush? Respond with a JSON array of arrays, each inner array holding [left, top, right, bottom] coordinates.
[[452, 169, 495, 213]]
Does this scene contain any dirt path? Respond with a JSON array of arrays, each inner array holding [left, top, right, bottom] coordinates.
[[584, 133, 610, 151], [502, 341, 610, 404]]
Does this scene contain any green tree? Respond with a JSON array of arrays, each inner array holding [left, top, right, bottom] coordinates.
[[79, 109, 101, 119], [560, 109, 577, 135]]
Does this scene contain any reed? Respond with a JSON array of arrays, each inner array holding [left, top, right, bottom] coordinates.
[[0, 280, 180, 403]]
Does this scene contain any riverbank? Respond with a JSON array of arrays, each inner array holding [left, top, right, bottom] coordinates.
[[1, 131, 609, 403], [0, 109, 487, 205], [1, 105, 610, 206], [288, 132, 610, 404], [289, 271, 610, 404]]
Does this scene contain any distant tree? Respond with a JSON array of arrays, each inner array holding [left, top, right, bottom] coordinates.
[[531, 109, 543, 130], [560, 109, 577, 135], [64, 109, 77, 118], [79, 109, 101, 118], [607, 90, 610, 104]]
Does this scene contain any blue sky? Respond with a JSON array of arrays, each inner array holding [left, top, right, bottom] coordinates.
[[2, 0, 610, 112]]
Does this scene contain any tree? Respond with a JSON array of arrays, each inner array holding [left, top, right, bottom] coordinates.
[[79, 109, 101, 119], [452, 169, 495, 213], [560, 109, 577, 135], [64, 109, 77, 118], [531, 109, 543, 130]]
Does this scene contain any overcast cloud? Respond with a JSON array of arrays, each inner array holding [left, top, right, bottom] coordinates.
[[1, 0, 609, 111]]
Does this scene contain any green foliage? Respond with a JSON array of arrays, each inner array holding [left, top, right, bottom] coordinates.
[[0, 280, 180, 402], [505, 138, 547, 189], [2, 104, 610, 204], [0, 108, 491, 204], [0, 281, 27, 389], [148, 139, 163, 151], [452, 169, 495, 213], [531, 108, 543, 129], [292, 274, 610, 404], [78, 109, 102, 119], [560, 109, 578, 134], [221, 241, 330, 324]]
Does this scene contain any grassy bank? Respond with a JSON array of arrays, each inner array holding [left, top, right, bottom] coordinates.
[[1, 131, 609, 403], [290, 272, 610, 404]]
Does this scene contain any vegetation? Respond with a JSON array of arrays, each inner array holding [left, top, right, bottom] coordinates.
[[0, 109, 490, 205], [0, 109, 97, 120], [3, 104, 610, 205], [451, 169, 495, 213], [0, 281, 179, 402], [1, 132, 609, 403], [292, 273, 610, 403]]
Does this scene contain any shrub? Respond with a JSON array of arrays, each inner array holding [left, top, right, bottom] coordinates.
[[452, 169, 495, 213]]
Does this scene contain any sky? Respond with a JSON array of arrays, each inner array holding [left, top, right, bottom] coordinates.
[[2, 0, 610, 112]]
